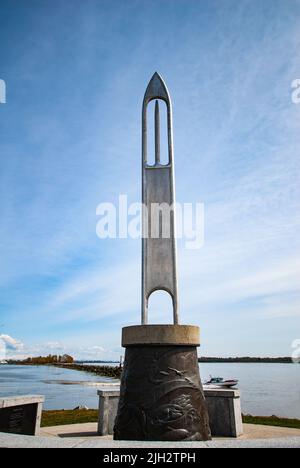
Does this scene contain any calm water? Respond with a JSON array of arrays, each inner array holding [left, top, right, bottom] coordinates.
[[0, 365, 119, 410], [0, 363, 299, 418], [200, 363, 300, 419]]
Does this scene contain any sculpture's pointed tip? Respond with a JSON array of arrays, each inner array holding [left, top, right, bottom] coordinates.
[[144, 72, 170, 102], [151, 71, 163, 82]]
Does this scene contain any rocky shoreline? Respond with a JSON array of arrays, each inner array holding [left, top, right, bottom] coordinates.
[[54, 363, 122, 379]]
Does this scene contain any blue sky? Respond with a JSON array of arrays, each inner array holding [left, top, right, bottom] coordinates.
[[0, 0, 299, 360]]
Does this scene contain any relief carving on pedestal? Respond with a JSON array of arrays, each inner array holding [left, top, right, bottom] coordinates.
[[114, 346, 211, 441]]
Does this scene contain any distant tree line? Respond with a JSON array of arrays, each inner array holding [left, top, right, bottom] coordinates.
[[198, 357, 294, 363], [8, 354, 74, 365]]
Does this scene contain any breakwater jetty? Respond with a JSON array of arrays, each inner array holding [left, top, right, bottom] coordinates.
[[55, 363, 122, 379]]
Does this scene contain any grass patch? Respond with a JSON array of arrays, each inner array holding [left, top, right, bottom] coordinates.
[[242, 415, 300, 430], [41, 409, 98, 427], [41, 410, 300, 430]]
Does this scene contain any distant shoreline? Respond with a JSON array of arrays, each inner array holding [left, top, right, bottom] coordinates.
[[198, 357, 295, 363], [4, 362, 122, 379]]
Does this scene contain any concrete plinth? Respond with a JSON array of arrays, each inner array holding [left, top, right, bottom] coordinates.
[[0, 395, 44, 436], [122, 324, 200, 347], [98, 389, 120, 436], [204, 389, 243, 437], [114, 325, 211, 442], [98, 386, 243, 438]]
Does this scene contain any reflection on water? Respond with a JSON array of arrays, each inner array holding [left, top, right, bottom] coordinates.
[[0, 362, 299, 418]]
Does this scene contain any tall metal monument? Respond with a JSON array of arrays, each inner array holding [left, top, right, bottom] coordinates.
[[141, 73, 178, 325], [114, 73, 211, 441]]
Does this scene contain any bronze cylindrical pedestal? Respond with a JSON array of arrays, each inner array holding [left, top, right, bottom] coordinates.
[[114, 325, 211, 441]]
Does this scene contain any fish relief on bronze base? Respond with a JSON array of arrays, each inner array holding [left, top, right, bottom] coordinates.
[[114, 346, 211, 441]]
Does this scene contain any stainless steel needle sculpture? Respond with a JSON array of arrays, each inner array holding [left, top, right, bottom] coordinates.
[[142, 73, 178, 325], [114, 73, 211, 442]]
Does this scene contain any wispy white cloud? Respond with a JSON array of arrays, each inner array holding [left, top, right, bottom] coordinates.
[[0, 334, 24, 351]]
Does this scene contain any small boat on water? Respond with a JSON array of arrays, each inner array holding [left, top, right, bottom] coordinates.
[[0, 360, 8, 365], [204, 376, 238, 388]]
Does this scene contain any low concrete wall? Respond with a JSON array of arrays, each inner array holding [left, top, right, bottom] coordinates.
[[97, 387, 243, 438], [204, 389, 243, 438], [0, 395, 44, 436], [98, 389, 120, 436]]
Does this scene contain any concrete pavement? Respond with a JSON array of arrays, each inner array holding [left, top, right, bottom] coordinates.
[[39, 422, 300, 441], [1, 423, 299, 448]]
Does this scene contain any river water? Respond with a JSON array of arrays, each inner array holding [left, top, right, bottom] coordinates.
[[0, 363, 299, 418]]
